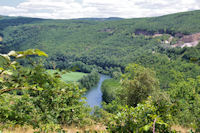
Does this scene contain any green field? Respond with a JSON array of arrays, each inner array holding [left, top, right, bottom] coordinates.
[[48, 70, 87, 82], [101, 79, 121, 103]]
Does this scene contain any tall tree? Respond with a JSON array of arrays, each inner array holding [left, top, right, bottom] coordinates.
[[118, 64, 159, 106]]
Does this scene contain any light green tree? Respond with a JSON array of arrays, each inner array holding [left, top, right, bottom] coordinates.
[[118, 63, 159, 106]]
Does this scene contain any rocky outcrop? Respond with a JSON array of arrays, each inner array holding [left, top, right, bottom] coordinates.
[[133, 29, 200, 48], [172, 33, 200, 48], [0, 36, 2, 42], [175, 33, 184, 38], [180, 33, 200, 43], [153, 34, 163, 37]]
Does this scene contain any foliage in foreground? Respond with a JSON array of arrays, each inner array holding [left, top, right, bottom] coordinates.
[[93, 64, 173, 132], [96, 64, 199, 132], [167, 72, 200, 131], [0, 49, 91, 132], [93, 96, 172, 133], [110, 98, 171, 132], [96, 70, 200, 132]]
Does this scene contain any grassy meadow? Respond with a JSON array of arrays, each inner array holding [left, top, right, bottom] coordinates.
[[47, 70, 87, 82]]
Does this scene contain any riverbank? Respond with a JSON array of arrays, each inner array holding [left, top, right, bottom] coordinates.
[[85, 74, 111, 108], [48, 70, 111, 108]]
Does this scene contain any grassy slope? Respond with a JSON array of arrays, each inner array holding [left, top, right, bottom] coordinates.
[[48, 70, 87, 82], [101, 79, 121, 103], [60, 72, 87, 82]]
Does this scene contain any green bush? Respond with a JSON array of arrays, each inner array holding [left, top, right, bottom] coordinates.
[[100, 97, 172, 132], [0, 49, 91, 131], [79, 70, 100, 90]]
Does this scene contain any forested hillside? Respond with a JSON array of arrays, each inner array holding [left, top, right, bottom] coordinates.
[[1, 10, 200, 89], [1, 10, 200, 132]]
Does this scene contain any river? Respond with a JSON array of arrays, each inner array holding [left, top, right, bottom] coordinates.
[[85, 74, 111, 108]]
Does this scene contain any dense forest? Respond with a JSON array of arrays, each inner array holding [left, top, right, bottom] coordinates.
[[0, 10, 200, 132]]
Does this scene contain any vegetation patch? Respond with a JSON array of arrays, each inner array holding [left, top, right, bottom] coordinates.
[[79, 70, 100, 90], [101, 79, 120, 103], [48, 70, 88, 82], [0, 49, 91, 132]]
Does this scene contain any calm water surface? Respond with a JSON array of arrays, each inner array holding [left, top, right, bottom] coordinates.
[[85, 74, 111, 108]]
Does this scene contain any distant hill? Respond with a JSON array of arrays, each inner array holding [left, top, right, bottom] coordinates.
[[74, 17, 123, 21], [0, 16, 44, 31]]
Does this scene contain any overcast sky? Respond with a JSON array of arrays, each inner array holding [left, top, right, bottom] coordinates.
[[0, 0, 200, 19]]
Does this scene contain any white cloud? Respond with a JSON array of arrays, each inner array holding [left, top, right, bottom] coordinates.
[[0, 0, 200, 19], [0, 6, 27, 15]]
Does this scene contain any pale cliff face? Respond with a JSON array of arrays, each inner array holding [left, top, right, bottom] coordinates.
[[0, 36, 3, 42]]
